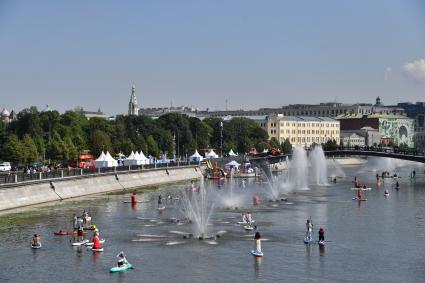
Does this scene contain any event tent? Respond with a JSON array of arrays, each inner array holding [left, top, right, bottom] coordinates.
[[228, 149, 237, 156], [225, 160, 240, 169], [205, 149, 219, 159], [105, 151, 118, 167], [190, 150, 203, 162], [94, 152, 115, 168], [123, 151, 138, 166]]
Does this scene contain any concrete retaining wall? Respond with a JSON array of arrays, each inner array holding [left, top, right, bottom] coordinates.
[[0, 166, 202, 211]]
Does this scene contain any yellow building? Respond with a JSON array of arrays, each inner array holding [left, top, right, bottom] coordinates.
[[259, 114, 340, 148]]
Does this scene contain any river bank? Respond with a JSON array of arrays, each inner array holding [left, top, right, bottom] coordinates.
[[0, 166, 202, 211]]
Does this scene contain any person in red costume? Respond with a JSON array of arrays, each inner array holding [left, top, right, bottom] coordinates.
[[131, 191, 137, 204], [92, 230, 102, 249]]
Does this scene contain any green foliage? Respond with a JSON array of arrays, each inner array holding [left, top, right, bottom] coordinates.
[[22, 134, 39, 163], [146, 135, 159, 157], [269, 137, 280, 149], [323, 139, 338, 150], [2, 134, 23, 163], [0, 111, 267, 164], [281, 138, 293, 154]]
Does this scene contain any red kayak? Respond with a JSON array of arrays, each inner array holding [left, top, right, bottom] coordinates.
[[54, 231, 88, 236]]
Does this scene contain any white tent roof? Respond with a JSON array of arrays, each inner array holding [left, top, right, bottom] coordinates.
[[134, 151, 141, 160], [126, 151, 137, 160], [206, 149, 218, 159], [228, 149, 237, 156], [225, 160, 240, 168], [138, 151, 148, 160], [191, 150, 202, 158], [95, 152, 107, 161]]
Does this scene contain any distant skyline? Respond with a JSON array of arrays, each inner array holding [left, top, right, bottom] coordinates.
[[1, 0, 424, 115]]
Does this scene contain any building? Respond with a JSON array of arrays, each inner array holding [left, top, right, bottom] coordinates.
[[397, 102, 425, 151], [341, 133, 366, 147], [340, 127, 381, 147], [1, 108, 17, 123], [137, 97, 405, 121], [128, 84, 139, 115], [260, 114, 340, 148], [82, 108, 107, 119], [337, 113, 415, 148]]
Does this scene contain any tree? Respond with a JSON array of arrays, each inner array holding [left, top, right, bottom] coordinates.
[[90, 130, 113, 156], [323, 139, 337, 150], [269, 137, 280, 149], [146, 135, 159, 157], [22, 134, 39, 164], [281, 138, 293, 154], [3, 134, 24, 164]]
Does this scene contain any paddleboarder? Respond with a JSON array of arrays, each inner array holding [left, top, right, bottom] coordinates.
[[32, 234, 41, 246], [318, 227, 325, 242], [158, 195, 163, 208], [131, 191, 137, 204], [254, 232, 262, 254], [306, 219, 313, 240], [92, 230, 102, 250], [117, 251, 128, 267]]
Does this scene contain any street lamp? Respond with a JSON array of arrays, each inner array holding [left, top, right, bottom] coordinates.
[[220, 121, 223, 157]]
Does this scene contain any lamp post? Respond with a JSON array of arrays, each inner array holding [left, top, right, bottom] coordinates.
[[220, 121, 223, 157]]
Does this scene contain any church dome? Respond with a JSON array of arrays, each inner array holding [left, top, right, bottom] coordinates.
[[1, 108, 10, 117]]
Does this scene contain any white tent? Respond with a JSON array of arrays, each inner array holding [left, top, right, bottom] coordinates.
[[225, 160, 240, 169], [137, 150, 149, 165], [228, 149, 237, 156], [123, 151, 138, 166], [205, 149, 218, 159], [105, 151, 118, 167], [94, 152, 110, 168], [190, 150, 203, 161]]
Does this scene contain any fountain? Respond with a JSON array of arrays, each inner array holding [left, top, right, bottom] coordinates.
[[220, 168, 244, 210], [288, 146, 309, 190], [309, 145, 328, 185], [180, 179, 216, 240], [255, 159, 283, 201]]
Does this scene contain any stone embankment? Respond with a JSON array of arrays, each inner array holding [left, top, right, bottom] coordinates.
[[0, 166, 202, 211]]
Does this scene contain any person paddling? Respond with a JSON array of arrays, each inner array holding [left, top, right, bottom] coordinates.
[[254, 232, 262, 254], [158, 195, 163, 208], [117, 251, 128, 267], [318, 227, 325, 242], [306, 219, 313, 240], [32, 234, 41, 246], [92, 230, 102, 250], [131, 191, 137, 204]]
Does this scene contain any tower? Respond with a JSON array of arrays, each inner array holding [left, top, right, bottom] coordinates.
[[128, 84, 139, 115]]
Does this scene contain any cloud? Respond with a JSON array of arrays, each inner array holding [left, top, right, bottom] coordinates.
[[403, 59, 425, 82], [384, 66, 392, 81]]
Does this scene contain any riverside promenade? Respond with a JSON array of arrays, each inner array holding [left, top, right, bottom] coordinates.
[[0, 163, 202, 211]]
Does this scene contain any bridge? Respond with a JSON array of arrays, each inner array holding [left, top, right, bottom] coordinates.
[[249, 148, 425, 164]]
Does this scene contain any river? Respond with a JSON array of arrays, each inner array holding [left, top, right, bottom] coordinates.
[[0, 160, 424, 282]]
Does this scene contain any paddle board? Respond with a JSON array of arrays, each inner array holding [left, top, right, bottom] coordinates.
[[352, 198, 367, 201], [251, 250, 264, 257], [31, 243, 42, 249], [85, 239, 105, 246], [72, 240, 89, 246], [244, 225, 255, 231], [110, 263, 133, 273], [91, 248, 104, 252], [157, 206, 165, 211], [304, 237, 314, 244], [237, 220, 256, 225]]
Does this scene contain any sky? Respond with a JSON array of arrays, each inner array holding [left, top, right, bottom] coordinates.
[[0, 0, 424, 115]]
